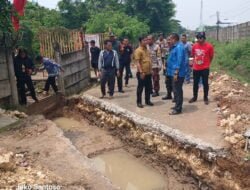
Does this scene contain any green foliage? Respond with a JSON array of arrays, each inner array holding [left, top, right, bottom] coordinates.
[[85, 0, 124, 14], [212, 39, 250, 82], [58, 0, 89, 29], [124, 0, 176, 34], [86, 11, 150, 42], [18, 2, 62, 57], [0, 0, 13, 33]]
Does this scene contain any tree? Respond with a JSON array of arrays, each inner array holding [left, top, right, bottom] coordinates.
[[58, 0, 89, 29], [0, 0, 13, 33], [18, 2, 62, 56], [86, 11, 149, 42], [85, 0, 124, 14], [124, 0, 175, 34]]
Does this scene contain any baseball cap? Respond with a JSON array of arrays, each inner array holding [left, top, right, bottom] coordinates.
[[196, 32, 206, 39]]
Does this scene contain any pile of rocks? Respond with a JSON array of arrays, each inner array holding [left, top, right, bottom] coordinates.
[[210, 74, 245, 99], [210, 73, 250, 147], [0, 148, 55, 188], [0, 108, 27, 119]]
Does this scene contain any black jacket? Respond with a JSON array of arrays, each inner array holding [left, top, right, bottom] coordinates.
[[14, 56, 35, 78]]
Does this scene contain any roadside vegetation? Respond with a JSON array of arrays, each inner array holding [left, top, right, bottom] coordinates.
[[211, 38, 250, 83]]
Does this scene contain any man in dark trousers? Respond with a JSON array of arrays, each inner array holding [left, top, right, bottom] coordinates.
[[117, 37, 133, 91], [168, 33, 186, 115], [36, 56, 64, 96], [14, 48, 38, 105], [189, 32, 214, 105], [98, 40, 120, 99], [90, 40, 101, 77], [162, 36, 174, 100], [134, 36, 153, 108]]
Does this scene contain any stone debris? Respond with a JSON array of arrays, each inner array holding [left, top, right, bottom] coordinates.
[[210, 72, 250, 148], [0, 149, 14, 171], [0, 148, 55, 188], [224, 134, 244, 145], [0, 107, 27, 119]]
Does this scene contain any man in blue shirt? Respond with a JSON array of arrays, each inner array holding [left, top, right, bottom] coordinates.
[[36, 56, 64, 95], [167, 33, 186, 115]]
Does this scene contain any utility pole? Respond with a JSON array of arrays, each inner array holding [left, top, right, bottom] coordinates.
[[200, 0, 203, 27], [216, 11, 220, 41]]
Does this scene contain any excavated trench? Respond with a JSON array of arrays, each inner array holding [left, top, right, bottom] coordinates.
[[47, 94, 250, 190]]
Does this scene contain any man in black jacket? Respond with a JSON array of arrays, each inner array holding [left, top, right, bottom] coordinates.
[[14, 48, 38, 105], [117, 37, 133, 91]]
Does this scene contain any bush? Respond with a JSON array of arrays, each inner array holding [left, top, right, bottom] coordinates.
[[211, 39, 250, 82]]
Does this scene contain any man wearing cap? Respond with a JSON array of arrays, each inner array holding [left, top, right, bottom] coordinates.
[[189, 32, 214, 105], [109, 32, 124, 92], [109, 32, 120, 55]]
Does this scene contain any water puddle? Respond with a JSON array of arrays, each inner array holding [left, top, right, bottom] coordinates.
[[92, 150, 167, 190], [53, 117, 83, 130]]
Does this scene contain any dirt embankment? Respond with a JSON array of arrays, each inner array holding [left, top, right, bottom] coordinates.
[[210, 72, 250, 159], [65, 92, 250, 190], [0, 116, 117, 190]]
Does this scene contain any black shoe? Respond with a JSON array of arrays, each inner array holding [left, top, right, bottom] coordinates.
[[189, 97, 197, 103], [162, 95, 172, 100], [172, 99, 176, 103], [119, 90, 125, 93], [100, 95, 105, 99], [171, 106, 176, 110], [146, 102, 154, 106], [152, 92, 159, 97], [169, 110, 182, 115], [137, 103, 144, 108], [204, 99, 209, 105]]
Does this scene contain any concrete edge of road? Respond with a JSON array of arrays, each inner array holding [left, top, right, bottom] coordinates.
[[78, 94, 227, 155], [0, 119, 23, 133]]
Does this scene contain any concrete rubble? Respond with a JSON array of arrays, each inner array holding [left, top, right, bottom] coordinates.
[[0, 107, 27, 119], [210, 72, 250, 147]]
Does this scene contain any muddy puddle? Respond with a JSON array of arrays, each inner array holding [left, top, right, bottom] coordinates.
[[52, 117, 198, 190], [92, 150, 166, 190]]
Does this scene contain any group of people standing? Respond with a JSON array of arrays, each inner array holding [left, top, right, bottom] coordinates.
[[135, 31, 214, 115], [90, 33, 133, 98], [90, 31, 214, 115]]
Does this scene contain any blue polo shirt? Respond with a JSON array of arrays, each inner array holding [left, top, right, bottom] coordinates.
[[42, 58, 61, 77], [166, 42, 186, 77]]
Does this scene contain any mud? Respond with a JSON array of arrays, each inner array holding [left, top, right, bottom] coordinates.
[[63, 95, 250, 190]]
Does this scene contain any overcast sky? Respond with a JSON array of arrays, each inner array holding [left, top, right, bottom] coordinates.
[[36, 0, 250, 30]]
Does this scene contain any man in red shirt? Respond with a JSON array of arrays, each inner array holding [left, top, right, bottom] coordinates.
[[189, 32, 214, 105]]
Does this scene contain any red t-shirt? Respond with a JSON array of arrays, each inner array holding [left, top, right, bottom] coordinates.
[[192, 42, 214, 71]]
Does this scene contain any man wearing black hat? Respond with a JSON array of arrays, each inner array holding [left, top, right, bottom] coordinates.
[[109, 33, 120, 55], [109, 32, 125, 93], [189, 32, 214, 105]]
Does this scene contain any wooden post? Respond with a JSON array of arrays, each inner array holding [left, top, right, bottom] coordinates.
[[5, 49, 18, 105], [53, 42, 65, 95]]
